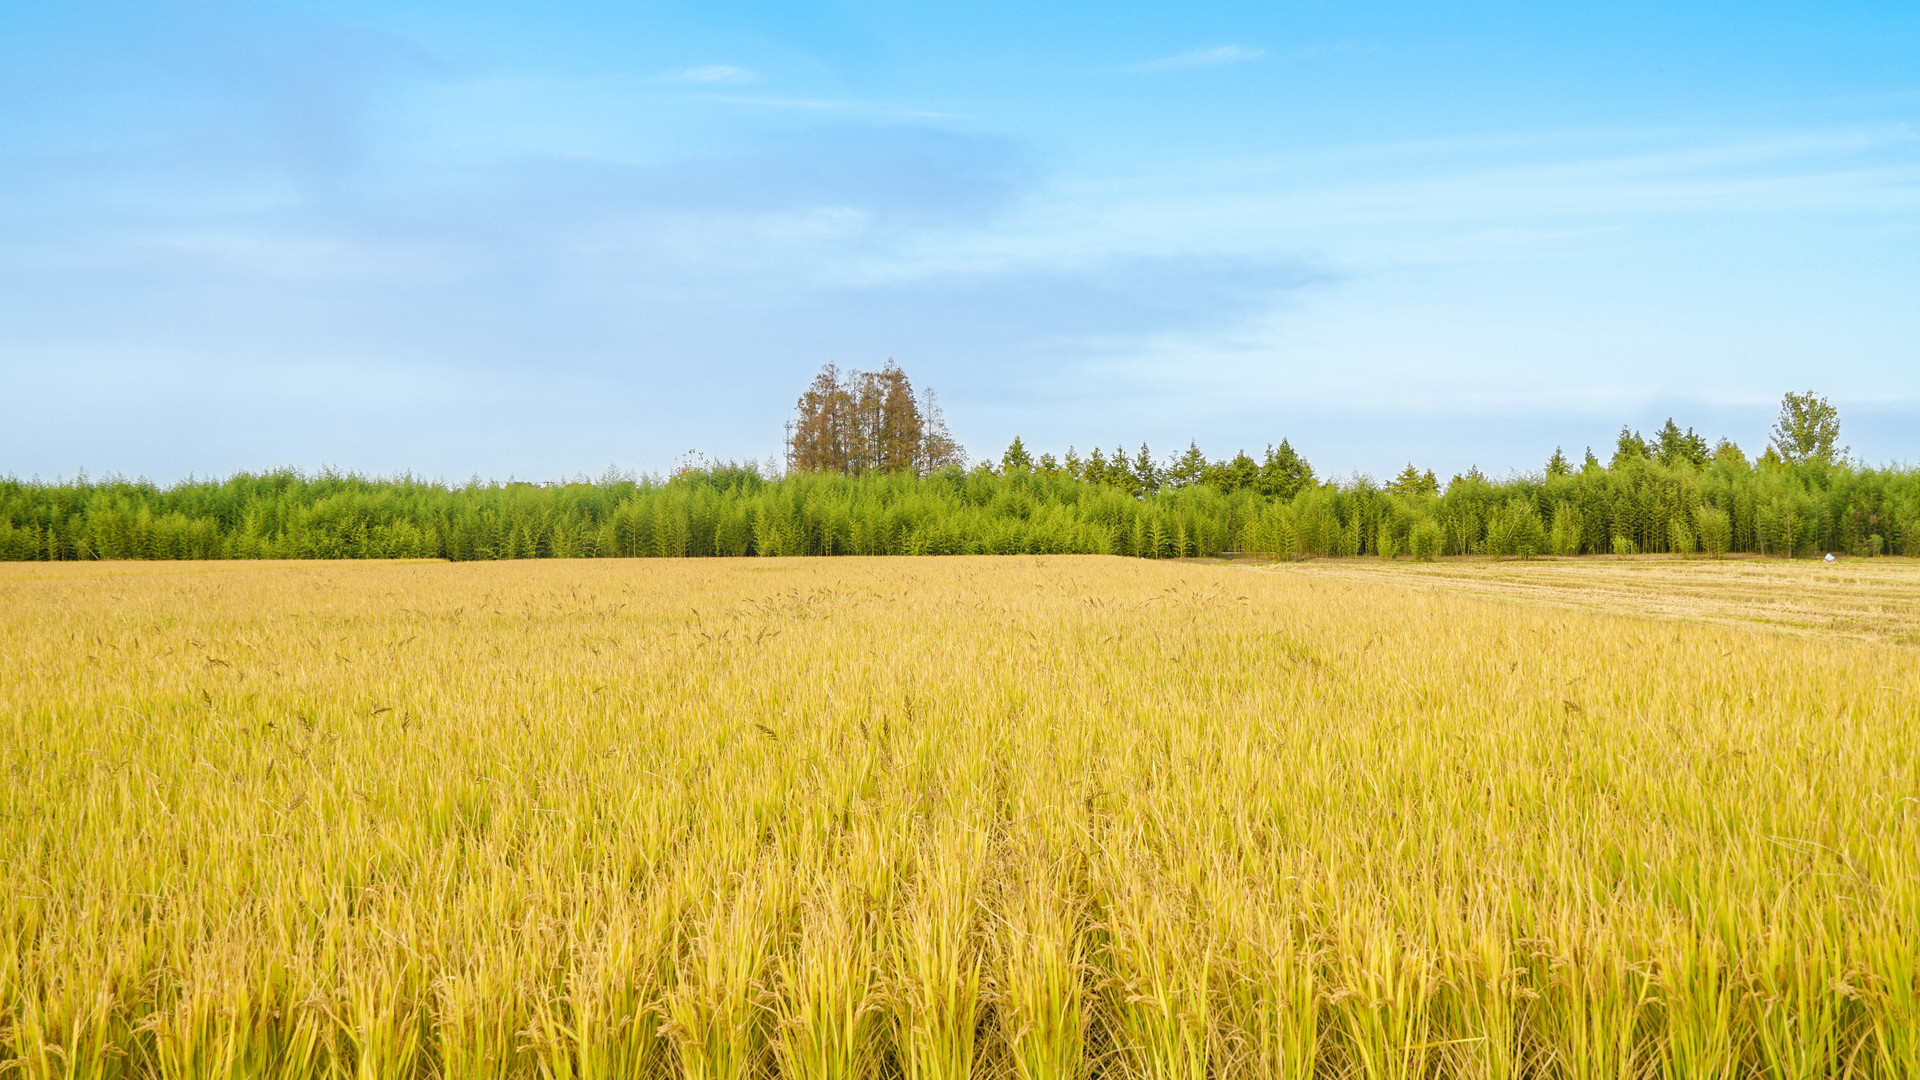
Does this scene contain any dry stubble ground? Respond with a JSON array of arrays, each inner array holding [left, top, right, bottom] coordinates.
[[1247, 554, 1920, 648]]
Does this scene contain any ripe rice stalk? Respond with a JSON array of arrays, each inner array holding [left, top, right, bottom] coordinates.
[[1658, 922, 1740, 1080], [1861, 916, 1920, 1080], [992, 846, 1091, 1080], [521, 878, 681, 1080], [888, 822, 989, 1080], [770, 878, 882, 1080], [1208, 868, 1318, 1080], [662, 869, 780, 1080], [1738, 921, 1847, 1080], [1528, 919, 1660, 1080], [1098, 842, 1214, 1080], [1326, 912, 1437, 1080], [1436, 912, 1534, 1080]]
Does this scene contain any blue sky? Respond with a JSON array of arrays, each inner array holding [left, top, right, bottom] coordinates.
[[3, 0, 1917, 483]]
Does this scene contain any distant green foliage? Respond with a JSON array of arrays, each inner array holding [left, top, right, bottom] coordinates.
[[1668, 514, 1695, 555], [1612, 426, 1650, 468], [1653, 418, 1712, 468], [3, 453, 1917, 562], [1698, 506, 1733, 557], [1769, 391, 1844, 466], [1549, 501, 1583, 556], [1409, 518, 1443, 562], [1389, 464, 1441, 497]]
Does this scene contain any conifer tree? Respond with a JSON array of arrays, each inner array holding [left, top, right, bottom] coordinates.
[[1131, 444, 1160, 496], [1203, 451, 1260, 493], [1085, 447, 1108, 485], [1388, 464, 1438, 497], [1611, 427, 1649, 468], [1258, 441, 1315, 498], [1165, 442, 1208, 488], [1653, 418, 1709, 467]]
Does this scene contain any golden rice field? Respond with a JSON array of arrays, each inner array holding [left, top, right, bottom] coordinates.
[[2, 555, 1917, 1080]]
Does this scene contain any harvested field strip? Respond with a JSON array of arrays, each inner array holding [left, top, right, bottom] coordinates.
[[1261, 555, 1920, 647]]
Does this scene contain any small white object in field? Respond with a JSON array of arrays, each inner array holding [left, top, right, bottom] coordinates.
[[1824, 552, 1836, 563]]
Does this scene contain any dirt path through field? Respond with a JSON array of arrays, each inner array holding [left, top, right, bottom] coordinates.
[[1251, 555, 1920, 647]]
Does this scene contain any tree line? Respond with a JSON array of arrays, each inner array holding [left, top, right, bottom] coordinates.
[[3, 453, 1915, 563], [3, 385, 1912, 562]]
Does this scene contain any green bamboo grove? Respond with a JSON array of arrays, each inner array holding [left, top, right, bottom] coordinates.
[[2, 456, 1917, 562]]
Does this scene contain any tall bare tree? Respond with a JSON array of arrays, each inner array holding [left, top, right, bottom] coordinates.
[[790, 362, 963, 475], [852, 362, 925, 472], [790, 364, 857, 474], [914, 385, 965, 474]]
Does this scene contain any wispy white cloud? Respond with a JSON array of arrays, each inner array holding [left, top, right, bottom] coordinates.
[[690, 94, 965, 120], [661, 65, 759, 84], [692, 94, 840, 109], [1283, 42, 1361, 62], [1128, 45, 1266, 73]]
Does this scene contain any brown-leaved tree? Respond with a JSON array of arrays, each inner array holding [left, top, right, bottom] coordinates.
[[789, 362, 965, 475]]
